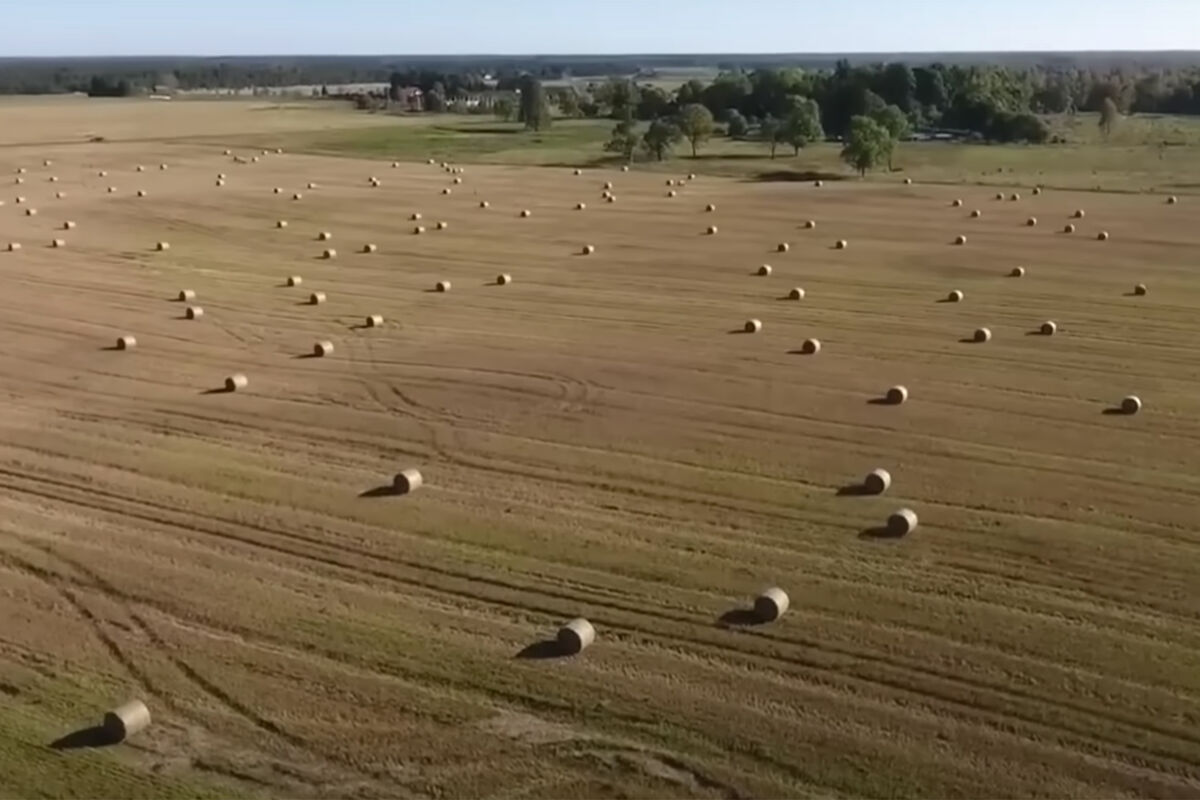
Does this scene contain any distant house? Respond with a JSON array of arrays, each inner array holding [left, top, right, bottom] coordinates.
[[391, 86, 424, 112]]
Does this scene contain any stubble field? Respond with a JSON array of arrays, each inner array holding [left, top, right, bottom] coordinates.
[[1, 99, 1200, 799]]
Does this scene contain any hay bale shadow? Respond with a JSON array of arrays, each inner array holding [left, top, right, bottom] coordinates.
[[358, 485, 396, 498], [727, 328, 751, 335], [836, 483, 872, 496], [859, 525, 904, 540], [958, 337, 982, 343], [515, 639, 569, 660], [1101, 407, 1131, 415], [50, 725, 119, 750], [1025, 329, 1049, 336], [199, 386, 233, 395], [717, 608, 766, 628], [786, 348, 816, 355], [292, 353, 318, 359], [751, 170, 843, 183], [99, 345, 122, 351], [866, 397, 896, 406]]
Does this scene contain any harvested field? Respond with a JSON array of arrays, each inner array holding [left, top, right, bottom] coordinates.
[[1, 110, 1200, 799]]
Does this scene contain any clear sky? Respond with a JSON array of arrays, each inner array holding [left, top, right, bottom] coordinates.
[[1, 0, 1198, 57]]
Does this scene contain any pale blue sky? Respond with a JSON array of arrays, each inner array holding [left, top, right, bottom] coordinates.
[[0, 0, 1198, 56]]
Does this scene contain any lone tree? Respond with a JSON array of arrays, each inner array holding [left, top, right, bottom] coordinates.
[[759, 115, 781, 159], [518, 74, 550, 131], [642, 117, 683, 161], [493, 96, 515, 122], [1099, 97, 1119, 138], [677, 103, 715, 157], [871, 104, 910, 168], [784, 97, 823, 155], [605, 108, 639, 162], [724, 109, 749, 138], [841, 115, 893, 176]]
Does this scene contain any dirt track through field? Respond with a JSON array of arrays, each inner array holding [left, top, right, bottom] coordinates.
[[1, 139, 1199, 797]]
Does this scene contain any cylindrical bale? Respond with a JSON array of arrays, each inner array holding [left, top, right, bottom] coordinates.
[[948, 290, 964, 302], [215, 180, 225, 187], [665, 179, 675, 186], [442, 188, 452, 195], [1073, 209, 1086, 218], [159, 164, 168, 171], [225, 374, 248, 391], [1010, 192, 1020, 201], [63, 221, 76, 230], [1134, 283, 1147, 296], [1026, 217, 1037, 226], [604, 181, 613, 189], [51, 238, 66, 248], [1011, 266, 1025, 277], [904, 177, 912, 184], [1063, 223, 1075, 233], [952, 199, 963, 207], [393, 468, 423, 494], [667, 190, 677, 197], [805, 220, 816, 229], [556, 618, 595, 654], [25, 208, 37, 216], [744, 319, 762, 333], [108, 186, 117, 193], [814, 180, 823, 187], [1097, 231, 1110, 241], [185, 306, 204, 319], [137, 190, 147, 197], [287, 276, 302, 286], [453, 177, 462, 184], [758, 264, 772, 276], [413, 225, 425, 234], [606, 195, 616, 203], [887, 508, 919, 536], [1040, 321, 1057, 335], [277, 220, 288, 228], [1167, 195, 1178, 204], [479, 200, 489, 208], [1122, 395, 1142, 414], [864, 468, 892, 494], [706, 203, 716, 212], [362, 243, 377, 253], [98, 170, 108, 177], [309, 292, 326, 305], [55, 191, 66, 199], [103, 700, 150, 741], [520, 209, 531, 217], [116, 336, 137, 350], [777, 242, 789, 253], [575, 202, 586, 210], [436, 221, 447, 230], [410, 212, 422, 220], [970, 209, 981, 218], [973, 327, 992, 342], [835, 239, 847, 249], [574, 169, 583, 176], [886, 385, 908, 404], [15, 196, 25, 204], [436, 281, 451, 292], [621, 165, 629, 172], [178, 289, 195, 301], [801, 338, 821, 354], [581, 244, 595, 255], [995, 192, 1004, 200], [307, 182, 317, 189], [292, 192, 303, 200], [707, 225, 718, 235], [136, 165, 145, 172], [313, 341, 334, 357], [318, 231, 332, 241], [688, 173, 696, 180], [366, 314, 384, 327], [788, 287, 805, 300], [496, 274, 512, 285], [1034, 186, 1042, 195], [754, 588, 789, 622], [955, 235, 967, 245], [156, 242, 170, 251], [7, 242, 20, 251], [323, 249, 337, 259]]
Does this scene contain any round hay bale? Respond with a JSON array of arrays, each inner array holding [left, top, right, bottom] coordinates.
[[1010, 192, 1020, 201], [706, 203, 716, 212], [520, 209, 531, 218], [1063, 223, 1075, 233], [864, 468, 892, 494], [688, 173, 696, 180], [277, 220, 288, 228], [1121, 395, 1142, 414], [1167, 195, 1178, 204], [393, 468, 423, 494], [1040, 320, 1057, 336], [887, 508, 918, 536], [557, 618, 595, 654], [185, 306, 203, 319], [137, 190, 147, 198], [606, 195, 616, 203], [777, 242, 789, 253], [224, 149, 232, 156], [108, 186, 117, 193], [323, 248, 337, 259], [479, 200, 489, 208], [1134, 283, 1147, 296], [436, 221, 447, 230], [43, 160, 52, 167], [707, 225, 718, 235], [215, 179, 225, 187], [1073, 209, 1085, 219], [51, 238, 66, 248], [159, 164, 168, 171], [453, 177, 462, 185], [744, 319, 762, 333], [313, 341, 334, 357], [103, 700, 150, 742], [318, 231, 332, 241], [621, 165, 629, 172], [952, 199, 963, 207], [1097, 231, 1109, 241], [758, 264, 772, 276], [436, 281, 451, 292], [178, 289, 195, 301], [665, 179, 675, 186], [6, 242, 20, 251], [13, 178, 21, 185], [156, 242, 170, 251], [581, 244, 595, 255], [1033, 186, 1042, 195], [287, 276, 302, 286], [814, 180, 823, 187], [754, 588, 789, 622], [272, 187, 283, 195], [1026, 216, 1037, 226], [25, 208, 37, 216], [307, 182, 317, 189], [63, 221, 76, 230], [886, 385, 908, 404], [442, 188, 452, 195], [805, 220, 816, 229], [955, 235, 967, 245], [292, 192, 303, 200], [788, 287, 805, 300], [904, 177, 912, 184], [116, 335, 137, 350], [366, 314, 384, 327], [575, 202, 586, 210], [225, 374, 248, 391], [667, 190, 677, 197], [98, 170, 108, 177], [496, 273, 512, 285], [970, 209, 981, 218], [410, 212, 422, 221], [362, 243, 377, 253], [413, 225, 425, 234], [309, 292, 326, 305], [15, 196, 25, 204], [948, 289, 964, 302], [604, 181, 613, 190], [994, 192, 1004, 200], [1011, 266, 1025, 277], [574, 169, 583, 176], [136, 165, 145, 172], [394, 162, 401, 168], [55, 191, 66, 199], [835, 239, 847, 249], [800, 338, 821, 355], [973, 327, 992, 343]]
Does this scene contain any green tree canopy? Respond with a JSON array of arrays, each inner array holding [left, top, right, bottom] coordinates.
[[724, 109, 749, 138], [642, 117, 683, 161], [783, 97, 824, 154], [759, 115, 781, 159], [841, 115, 893, 176], [517, 74, 550, 131], [676, 103, 715, 157], [871, 104, 910, 168], [493, 96, 515, 122], [604, 108, 640, 162]]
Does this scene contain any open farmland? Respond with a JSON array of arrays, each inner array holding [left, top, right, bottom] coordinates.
[[1, 102, 1200, 799]]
